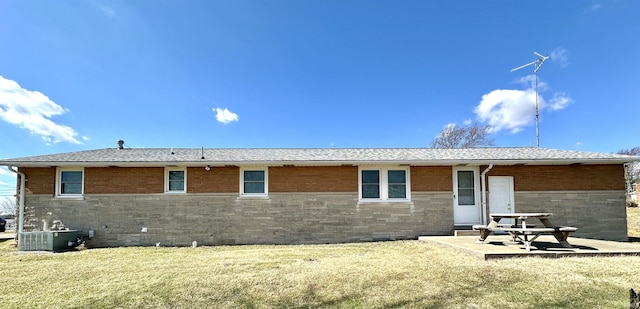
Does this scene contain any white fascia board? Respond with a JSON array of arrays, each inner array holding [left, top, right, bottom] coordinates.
[[0, 158, 635, 168]]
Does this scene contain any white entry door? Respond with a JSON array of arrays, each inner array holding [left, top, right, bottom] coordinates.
[[453, 167, 481, 225], [488, 176, 515, 225]]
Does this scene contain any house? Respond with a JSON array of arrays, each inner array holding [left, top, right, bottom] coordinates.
[[1, 145, 638, 247]]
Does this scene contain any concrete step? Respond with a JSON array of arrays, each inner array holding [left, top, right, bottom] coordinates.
[[454, 230, 478, 236]]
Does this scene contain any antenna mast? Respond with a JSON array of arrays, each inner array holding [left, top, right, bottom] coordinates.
[[510, 51, 550, 147]]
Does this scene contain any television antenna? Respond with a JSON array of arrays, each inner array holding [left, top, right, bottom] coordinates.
[[511, 52, 550, 147]]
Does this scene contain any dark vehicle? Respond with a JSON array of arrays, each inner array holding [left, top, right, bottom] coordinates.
[[0, 217, 5, 232]]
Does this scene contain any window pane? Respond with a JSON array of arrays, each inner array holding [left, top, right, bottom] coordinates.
[[62, 183, 82, 194], [169, 171, 184, 181], [457, 171, 475, 205], [244, 182, 265, 194], [361, 170, 379, 184], [458, 188, 475, 205], [362, 184, 380, 198], [243, 170, 265, 194], [361, 170, 380, 198], [61, 171, 82, 182], [388, 184, 406, 199], [388, 170, 406, 184], [60, 171, 83, 194], [457, 171, 474, 188], [169, 181, 184, 191], [244, 171, 265, 181]]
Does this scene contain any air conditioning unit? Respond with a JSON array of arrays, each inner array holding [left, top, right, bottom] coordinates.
[[18, 230, 78, 252]]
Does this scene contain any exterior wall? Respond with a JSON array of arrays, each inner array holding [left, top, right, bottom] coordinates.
[[483, 165, 627, 240], [188, 166, 239, 193], [485, 164, 625, 191], [17, 163, 628, 245], [85, 167, 164, 194], [22, 192, 453, 247], [411, 166, 452, 191], [21, 167, 55, 194], [512, 191, 627, 241], [270, 166, 358, 192]]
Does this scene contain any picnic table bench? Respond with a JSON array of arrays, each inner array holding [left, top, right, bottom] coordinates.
[[473, 213, 578, 251]]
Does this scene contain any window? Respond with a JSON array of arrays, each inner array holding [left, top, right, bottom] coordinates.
[[388, 170, 407, 199], [56, 168, 84, 197], [359, 167, 410, 201], [240, 168, 268, 196], [361, 170, 380, 198], [457, 170, 475, 205], [165, 168, 186, 193]]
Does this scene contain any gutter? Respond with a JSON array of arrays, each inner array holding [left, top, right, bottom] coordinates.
[[1, 157, 636, 168], [8, 167, 25, 244], [480, 164, 493, 225]]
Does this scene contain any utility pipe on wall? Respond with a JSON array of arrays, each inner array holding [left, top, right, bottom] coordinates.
[[480, 164, 493, 225], [8, 166, 25, 243]]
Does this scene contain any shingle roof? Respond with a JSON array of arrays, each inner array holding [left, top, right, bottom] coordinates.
[[0, 147, 638, 167]]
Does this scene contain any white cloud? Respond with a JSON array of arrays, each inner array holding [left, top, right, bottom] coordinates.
[[475, 89, 536, 133], [475, 75, 572, 133], [213, 107, 239, 124], [0, 76, 82, 144], [516, 75, 548, 91], [548, 92, 572, 110], [590, 3, 603, 11], [550, 47, 570, 68]]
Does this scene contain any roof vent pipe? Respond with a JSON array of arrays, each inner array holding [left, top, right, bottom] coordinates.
[[117, 140, 125, 149]]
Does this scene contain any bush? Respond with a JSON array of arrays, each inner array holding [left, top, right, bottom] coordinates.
[[628, 200, 639, 208]]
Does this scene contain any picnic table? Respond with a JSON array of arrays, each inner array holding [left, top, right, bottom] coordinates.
[[473, 213, 578, 251]]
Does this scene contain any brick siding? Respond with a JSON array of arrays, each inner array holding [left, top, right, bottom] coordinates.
[[20, 167, 55, 195], [411, 166, 453, 191], [187, 166, 240, 193], [20, 164, 624, 195], [270, 166, 358, 192], [485, 164, 624, 191], [85, 167, 164, 194]]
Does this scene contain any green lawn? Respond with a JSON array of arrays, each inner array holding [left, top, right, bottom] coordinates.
[[1, 235, 639, 308]]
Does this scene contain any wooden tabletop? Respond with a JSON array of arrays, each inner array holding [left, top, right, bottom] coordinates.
[[490, 213, 553, 218]]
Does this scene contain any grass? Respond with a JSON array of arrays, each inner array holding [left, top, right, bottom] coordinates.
[[0, 206, 638, 308], [627, 205, 640, 238], [1, 237, 639, 309]]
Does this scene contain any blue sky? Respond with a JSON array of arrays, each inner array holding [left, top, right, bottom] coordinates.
[[1, 0, 639, 197]]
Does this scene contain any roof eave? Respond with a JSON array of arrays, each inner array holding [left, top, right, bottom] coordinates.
[[0, 158, 634, 168]]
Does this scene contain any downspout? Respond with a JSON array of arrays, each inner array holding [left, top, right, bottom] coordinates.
[[480, 164, 493, 225], [8, 166, 25, 242]]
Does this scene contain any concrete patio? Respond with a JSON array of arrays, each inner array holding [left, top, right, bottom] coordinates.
[[0, 232, 16, 241], [419, 234, 640, 259]]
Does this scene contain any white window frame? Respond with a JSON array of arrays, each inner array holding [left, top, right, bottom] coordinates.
[[55, 167, 85, 198], [240, 167, 269, 197], [164, 167, 187, 193], [358, 166, 411, 202]]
